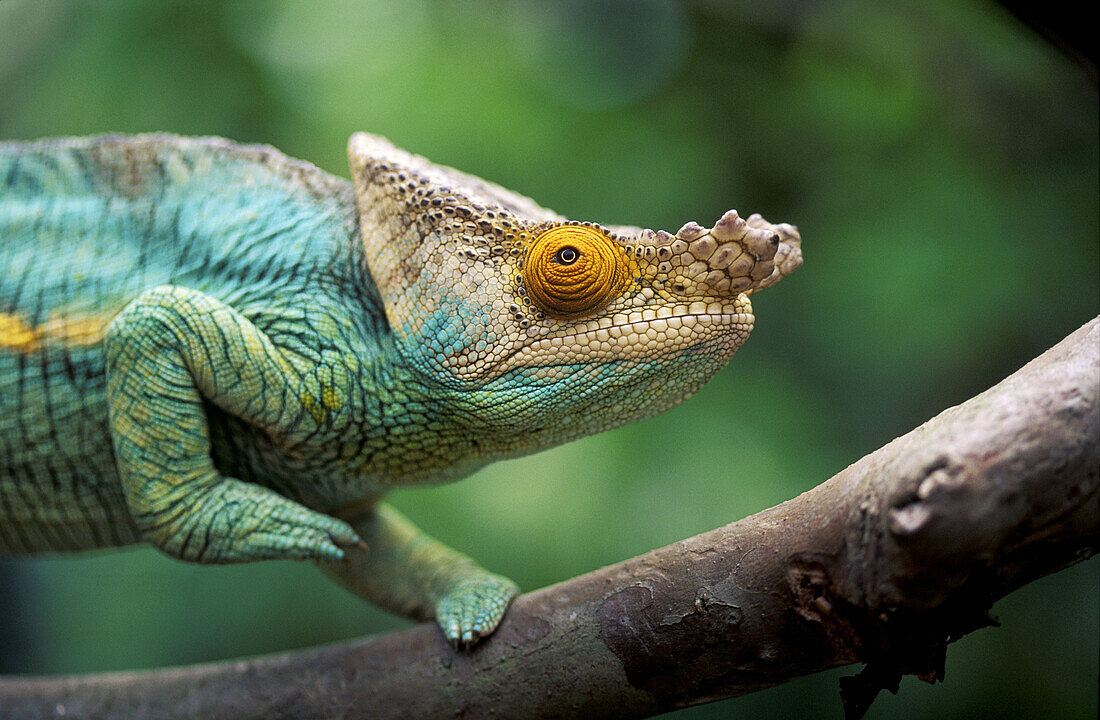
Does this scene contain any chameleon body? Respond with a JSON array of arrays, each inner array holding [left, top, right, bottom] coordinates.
[[0, 133, 801, 646]]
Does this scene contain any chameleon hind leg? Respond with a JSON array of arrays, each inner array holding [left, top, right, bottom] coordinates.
[[321, 503, 519, 647], [104, 285, 362, 563]]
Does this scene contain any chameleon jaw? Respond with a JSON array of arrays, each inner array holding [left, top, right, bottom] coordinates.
[[484, 293, 755, 379]]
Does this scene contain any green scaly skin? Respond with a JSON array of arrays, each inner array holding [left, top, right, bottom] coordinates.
[[0, 133, 801, 647]]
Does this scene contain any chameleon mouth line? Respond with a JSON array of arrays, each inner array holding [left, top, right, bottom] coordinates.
[[537, 311, 754, 349], [532, 298, 752, 341], [527, 298, 752, 337], [479, 308, 755, 378], [467, 292, 756, 378]]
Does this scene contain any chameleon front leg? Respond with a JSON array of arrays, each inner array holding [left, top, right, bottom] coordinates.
[[321, 503, 519, 647], [105, 285, 363, 563]]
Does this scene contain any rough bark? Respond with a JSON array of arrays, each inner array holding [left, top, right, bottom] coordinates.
[[1, 317, 1097, 720]]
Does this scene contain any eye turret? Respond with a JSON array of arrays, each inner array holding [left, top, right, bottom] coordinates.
[[523, 226, 631, 318]]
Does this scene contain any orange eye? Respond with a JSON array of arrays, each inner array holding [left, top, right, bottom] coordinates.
[[523, 226, 630, 317]]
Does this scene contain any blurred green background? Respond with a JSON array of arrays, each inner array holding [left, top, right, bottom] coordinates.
[[0, 1, 1096, 718]]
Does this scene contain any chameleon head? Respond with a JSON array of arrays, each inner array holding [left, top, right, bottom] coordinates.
[[502, 212, 802, 378], [349, 133, 801, 440]]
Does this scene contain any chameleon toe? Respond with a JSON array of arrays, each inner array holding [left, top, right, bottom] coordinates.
[[434, 572, 519, 647]]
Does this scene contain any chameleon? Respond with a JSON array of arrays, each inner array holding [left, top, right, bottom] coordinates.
[[0, 133, 801, 647]]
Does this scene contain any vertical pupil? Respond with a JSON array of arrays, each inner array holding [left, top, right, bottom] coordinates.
[[556, 246, 579, 265]]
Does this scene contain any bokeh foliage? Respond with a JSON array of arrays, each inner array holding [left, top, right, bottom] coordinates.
[[0, 1, 1095, 718]]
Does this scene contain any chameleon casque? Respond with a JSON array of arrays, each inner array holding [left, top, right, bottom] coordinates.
[[0, 133, 801, 647]]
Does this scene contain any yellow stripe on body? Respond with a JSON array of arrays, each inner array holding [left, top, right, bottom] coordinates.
[[0, 311, 111, 353]]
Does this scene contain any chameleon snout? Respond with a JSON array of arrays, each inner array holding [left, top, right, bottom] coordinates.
[[631, 209, 802, 300]]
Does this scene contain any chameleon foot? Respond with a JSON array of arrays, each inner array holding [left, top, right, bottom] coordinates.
[[133, 475, 364, 564], [225, 490, 366, 563], [435, 572, 519, 648]]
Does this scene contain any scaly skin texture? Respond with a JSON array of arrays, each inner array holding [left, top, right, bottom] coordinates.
[[0, 133, 802, 647]]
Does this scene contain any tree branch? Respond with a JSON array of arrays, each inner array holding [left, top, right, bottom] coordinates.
[[2, 318, 1097, 720]]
